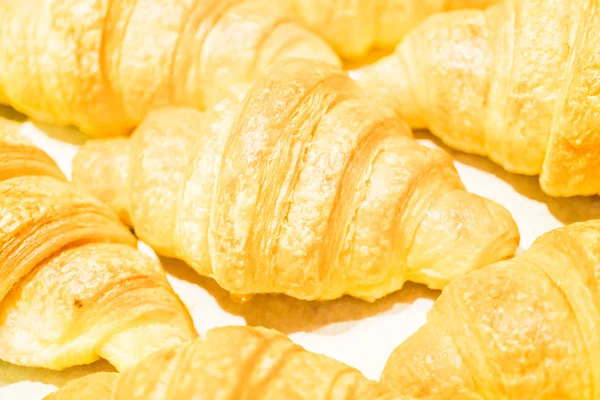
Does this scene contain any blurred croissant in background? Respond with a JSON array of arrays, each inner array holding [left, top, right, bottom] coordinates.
[[72, 59, 519, 302], [360, 0, 600, 197], [383, 219, 600, 399], [272, 0, 502, 59], [0, 0, 338, 137], [0, 120, 196, 371], [46, 326, 407, 400]]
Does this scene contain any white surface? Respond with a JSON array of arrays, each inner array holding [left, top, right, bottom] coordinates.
[[1, 113, 599, 400]]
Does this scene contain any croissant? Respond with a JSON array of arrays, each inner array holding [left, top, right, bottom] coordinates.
[[382, 219, 600, 399], [72, 58, 519, 302], [273, 0, 502, 59], [359, 0, 600, 197], [0, 118, 65, 181], [45, 326, 405, 400], [0, 126, 196, 371], [0, 0, 339, 137]]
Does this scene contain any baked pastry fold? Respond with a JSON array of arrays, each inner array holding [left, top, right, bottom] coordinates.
[[45, 326, 406, 400], [382, 219, 600, 399], [0, 119, 65, 181], [0, 125, 196, 371], [273, 0, 502, 59], [73, 59, 519, 302], [0, 0, 339, 137], [359, 0, 600, 196]]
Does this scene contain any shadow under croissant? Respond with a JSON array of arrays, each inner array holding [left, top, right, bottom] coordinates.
[[0, 105, 89, 146], [0, 105, 27, 123], [0, 359, 114, 388], [29, 122, 89, 147], [413, 130, 600, 225], [343, 48, 394, 71], [162, 257, 439, 335]]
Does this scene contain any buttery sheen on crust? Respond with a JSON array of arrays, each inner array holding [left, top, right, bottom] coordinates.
[[359, 0, 600, 197], [45, 326, 406, 400], [382, 219, 600, 399], [0, 128, 196, 371], [272, 0, 501, 59], [73, 59, 519, 301], [0, 0, 339, 137]]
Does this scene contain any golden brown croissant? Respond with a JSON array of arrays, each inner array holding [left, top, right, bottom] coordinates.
[[72, 58, 519, 302], [45, 326, 406, 400], [272, 0, 501, 59], [382, 219, 600, 399], [359, 0, 600, 197], [0, 127, 196, 371], [0, 118, 65, 181], [0, 0, 339, 137]]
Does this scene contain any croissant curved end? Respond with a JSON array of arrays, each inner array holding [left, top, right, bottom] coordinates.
[[407, 190, 519, 290], [71, 138, 132, 226], [357, 49, 426, 129]]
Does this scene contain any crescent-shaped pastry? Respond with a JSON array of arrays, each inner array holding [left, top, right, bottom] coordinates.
[[0, 125, 196, 371], [72, 59, 519, 301], [383, 219, 600, 399], [359, 0, 600, 196], [0, 0, 339, 137]]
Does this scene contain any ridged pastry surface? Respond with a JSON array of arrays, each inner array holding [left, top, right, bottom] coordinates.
[[382, 219, 600, 399], [0, 129, 196, 371], [0, 175, 196, 371], [46, 326, 406, 400], [0, 0, 339, 137], [0, 118, 65, 181], [360, 0, 600, 196], [73, 59, 519, 301]]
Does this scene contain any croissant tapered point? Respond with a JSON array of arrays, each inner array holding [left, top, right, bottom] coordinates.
[[72, 58, 519, 302], [382, 219, 600, 399], [45, 326, 405, 400], [358, 54, 426, 130], [359, 0, 600, 197], [0, 128, 197, 371]]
